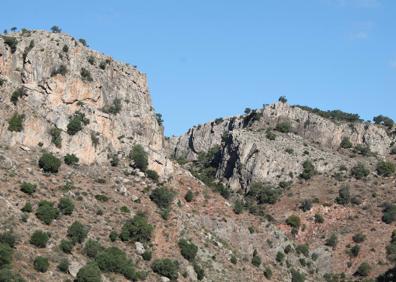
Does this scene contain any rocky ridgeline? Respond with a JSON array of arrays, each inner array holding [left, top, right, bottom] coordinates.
[[0, 30, 173, 176], [169, 102, 394, 191]]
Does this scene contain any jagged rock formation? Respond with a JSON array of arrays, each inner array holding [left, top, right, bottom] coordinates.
[[169, 102, 394, 190], [0, 30, 172, 176]]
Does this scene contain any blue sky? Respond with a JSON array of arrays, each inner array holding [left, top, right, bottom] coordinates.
[[1, 0, 395, 136]]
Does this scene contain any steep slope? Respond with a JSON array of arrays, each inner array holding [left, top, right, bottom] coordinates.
[[168, 101, 394, 191], [0, 30, 172, 176]]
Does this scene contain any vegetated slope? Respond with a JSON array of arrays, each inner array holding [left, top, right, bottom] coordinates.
[[169, 99, 396, 280], [1, 28, 396, 282]]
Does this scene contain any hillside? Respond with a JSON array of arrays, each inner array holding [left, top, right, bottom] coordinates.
[[1, 29, 396, 282]]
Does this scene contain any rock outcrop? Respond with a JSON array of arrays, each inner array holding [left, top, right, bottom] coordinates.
[[169, 102, 394, 190], [0, 30, 172, 176]]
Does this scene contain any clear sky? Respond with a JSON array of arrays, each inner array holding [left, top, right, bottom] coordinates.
[[1, 0, 395, 136]]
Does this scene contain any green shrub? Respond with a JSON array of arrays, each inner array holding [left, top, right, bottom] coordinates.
[[87, 56, 96, 65], [35, 200, 59, 225], [102, 98, 122, 115], [58, 197, 74, 215], [266, 130, 276, 141], [64, 154, 79, 166], [59, 239, 73, 254], [230, 255, 237, 264], [286, 215, 301, 229], [335, 185, 350, 205], [315, 213, 324, 223], [38, 152, 61, 173], [233, 199, 244, 214], [178, 239, 198, 262], [50, 25, 61, 33], [109, 231, 118, 242], [151, 259, 179, 280], [247, 182, 281, 205], [99, 61, 107, 70], [386, 230, 396, 262], [57, 258, 69, 273], [142, 250, 152, 261], [84, 239, 103, 258], [184, 190, 194, 202], [276, 121, 291, 133], [120, 206, 130, 213], [95, 247, 136, 279], [76, 263, 102, 282], [264, 267, 273, 279], [79, 38, 88, 47], [62, 44, 69, 53], [377, 161, 395, 177], [67, 112, 89, 135], [0, 243, 12, 268], [193, 263, 205, 280], [351, 163, 369, 179], [354, 144, 370, 156], [251, 250, 261, 267], [67, 221, 88, 244], [33, 256, 49, 273], [300, 160, 315, 180], [8, 113, 24, 132], [382, 204, 396, 224], [20, 182, 37, 195], [30, 230, 49, 248], [373, 115, 394, 129], [0, 232, 16, 248], [340, 137, 352, 149], [120, 213, 154, 243], [276, 251, 285, 263], [326, 234, 338, 249], [299, 199, 312, 212], [150, 187, 175, 210], [129, 145, 148, 171], [296, 244, 309, 257], [352, 233, 366, 243], [10, 88, 24, 105], [3, 36, 18, 53], [0, 267, 25, 281], [95, 194, 109, 202], [348, 244, 360, 257], [146, 169, 159, 182], [50, 127, 62, 148], [355, 262, 370, 277], [21, 202, 32, 213], [80, 68, 93, 82], [291, 269, 305, 282]]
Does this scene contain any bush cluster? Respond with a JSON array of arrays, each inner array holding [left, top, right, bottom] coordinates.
[[64, 154, 79, 166], [80, 68, 93, 82], [95, 247, 137, 280], [20, 182, 37, 195], [58, 197, 74, 215], [377, 161, 395, 177], [35, 200, 59, 225], [10, 88, 24, 105], [276, 121, 292, 133], [150, 187, 175, 210], [50, 127, 62, 148], [84, 239, 103, 258], [33, 256, 49, 273], [8, 113, 24, 132], [67, 112, 89, 135], [335, 185, 350, 205], [38, 152, 61, 173], [130, 144, 148, 171], [151, 259, 179, 280], [351, 163, 369, 179], [102, 98, 122, 114], [67, 221, 88, 244], [247, 182, 281, 205], [30, 230, 49, 248], [120, 213, 154, 243], [300, 160, 315, 180], [178, 239, 198, 262]]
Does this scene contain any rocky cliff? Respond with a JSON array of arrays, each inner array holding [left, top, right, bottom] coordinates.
[[0, 30, 172, 176], [169, 102, 394, 190]]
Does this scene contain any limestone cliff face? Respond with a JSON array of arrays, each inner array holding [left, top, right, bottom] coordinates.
[[169, 102, 394, 190], [0, 30, 172, 175]]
